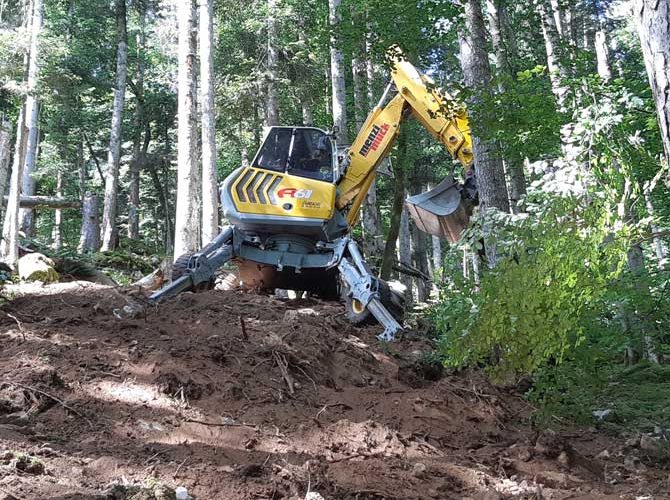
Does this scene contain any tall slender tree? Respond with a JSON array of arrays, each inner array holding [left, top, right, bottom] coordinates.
[[128, 0, 147, 240], [18, 0, 42, 237], [0, 119, 11, 217], [329, 0, 347, 142], [2, 0, 40, 265], [537, 0, 569, 110], [100, 0, 128, 251], [362, 33, 383, 256], [487, 0, 526, 212], [200, 0, 218, 245], [266, 0, 279, 126], [459, 0, 510, 215], [174, 0, 200, 260]]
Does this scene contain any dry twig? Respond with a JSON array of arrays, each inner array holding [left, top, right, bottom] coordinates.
[[3, 381, 92, 427], [273, 351, 295, 395]]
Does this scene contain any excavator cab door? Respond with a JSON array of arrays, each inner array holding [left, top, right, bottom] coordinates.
[[405, 174, 477, 244]]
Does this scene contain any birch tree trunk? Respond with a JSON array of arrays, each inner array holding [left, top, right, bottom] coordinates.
[[18, 0, 43, 238], [174, 0, 200, 260], [100, 0, 128, 251], [0, 119, 11, 217], [329, 0, 347, 142], [266, 0, 279, 126], [537, 0, 569, 110], [128, 1, 146, 240], [1, 107, 27, 266], [200, 0, 218, 245], [634, 0, 670, 170]]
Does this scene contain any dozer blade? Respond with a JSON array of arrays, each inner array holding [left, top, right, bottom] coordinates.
[[405, 177, 472, 243]]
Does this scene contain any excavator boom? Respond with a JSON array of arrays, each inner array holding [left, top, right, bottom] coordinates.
[[336, 48, 476, 242]]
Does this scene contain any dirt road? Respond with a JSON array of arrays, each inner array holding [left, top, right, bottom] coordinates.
[[0, 284, 667, 499]]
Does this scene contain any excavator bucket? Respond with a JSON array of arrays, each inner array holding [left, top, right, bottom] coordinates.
[[405, 177, 472, 243]]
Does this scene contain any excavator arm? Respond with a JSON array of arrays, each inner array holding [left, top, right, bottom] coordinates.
[[336, 49, 475, 241]]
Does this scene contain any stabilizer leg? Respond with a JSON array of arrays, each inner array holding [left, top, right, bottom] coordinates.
[[149, 227, 235, 304], [338, 240, 403, 341]]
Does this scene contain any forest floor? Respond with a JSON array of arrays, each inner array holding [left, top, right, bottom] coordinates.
[[0, 283, 668, 500]]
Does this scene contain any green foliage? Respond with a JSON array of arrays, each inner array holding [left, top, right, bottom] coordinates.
[[91, 251, 154, 275], [434, 196, 629, 380], [531, 359, 670, 432]]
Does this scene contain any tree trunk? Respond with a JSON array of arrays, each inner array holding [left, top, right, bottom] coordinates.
[[410, 218, 430, 302], [77, 138, 85, 202], [634, 0, 670, 171], [1, 107, 27, 266], [5, 196, 80, 209], [266, 0, 279, 126], [0, 119, 11, 217], [200, 0, 218, 245], [487, 0, 526, 212], [18, 0, 43, 238], [301, 101, 313, 126], [432, 235, 442, 278], [128, 0, 146, 240], [380, 132, 407, 279], [486, 0, 508, 75], [352, 55, 366, 133], [78, 193, 100, 253], [595, 29, 612, 82], [174, 0, 200, 260], [644, 190, 666, 269], [549, 0, 566, 39], [100, 0, 128, 251], [459, 0, 510, 215], [398, 207, 413, 304], [328, 0, 347, 142], [537, 0, 569, 110], [52, 170, 63, 250], [362, 36, 383, 257]]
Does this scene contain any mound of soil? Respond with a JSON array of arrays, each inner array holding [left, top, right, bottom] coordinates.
[[0, 283, 668, 499]]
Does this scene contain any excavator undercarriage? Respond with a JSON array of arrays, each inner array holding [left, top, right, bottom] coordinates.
[[149, 226, 405, 341]]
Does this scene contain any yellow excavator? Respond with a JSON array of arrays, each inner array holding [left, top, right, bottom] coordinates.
[[149, 48, 476, 341]]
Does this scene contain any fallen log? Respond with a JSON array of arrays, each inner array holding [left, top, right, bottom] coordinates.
[[4, 195, 82, 209]]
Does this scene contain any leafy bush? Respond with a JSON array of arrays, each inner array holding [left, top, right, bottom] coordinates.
[[433, 196, 629, 380]]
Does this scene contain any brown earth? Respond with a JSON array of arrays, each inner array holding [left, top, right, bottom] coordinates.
[[0, 283, 668, 499]]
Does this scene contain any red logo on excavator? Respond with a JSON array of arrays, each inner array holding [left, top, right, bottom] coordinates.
[[359, 123, 390, 157], [277, 188, 313, 199]]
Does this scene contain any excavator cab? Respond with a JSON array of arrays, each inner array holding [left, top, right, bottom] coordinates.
[[253, 127, 337, 183]]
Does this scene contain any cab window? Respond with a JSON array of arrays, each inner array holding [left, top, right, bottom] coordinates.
[[255, 128, 292, 172], [287, 129, 333, 182]]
